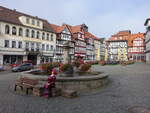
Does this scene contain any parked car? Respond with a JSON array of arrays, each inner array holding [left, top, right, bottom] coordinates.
[[11, 60, 33, 68], [0, 66, 4, 71], [12, 63, 33, 72]]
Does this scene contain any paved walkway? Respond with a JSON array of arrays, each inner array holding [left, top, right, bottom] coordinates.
[[0, 63, 150, 113]]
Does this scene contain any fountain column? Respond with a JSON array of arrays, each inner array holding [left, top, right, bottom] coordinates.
[[63, 41, 70, 63]]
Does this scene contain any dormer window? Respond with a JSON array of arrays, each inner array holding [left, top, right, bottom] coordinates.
[[26, 18, 29, 24], [32, 19, 35, 25]]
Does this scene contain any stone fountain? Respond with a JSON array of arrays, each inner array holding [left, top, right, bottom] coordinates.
[[20, 41, 109, 92]]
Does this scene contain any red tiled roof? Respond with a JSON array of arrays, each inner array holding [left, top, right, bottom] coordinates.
[[50, 23, 100, 41], [108, 31, 145, 47], [85, 32, 100, 40], [128, 33, 145, 47], [0, 6, 54, 32], [50, 24, 66, 33], [71, 25, 82, 33], [108, 30, 131, 41], [111, 30, 131, 37]]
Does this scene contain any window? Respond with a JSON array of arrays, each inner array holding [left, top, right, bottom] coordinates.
[[18, 41, 22, 48], [26, 18, 29, 24], [36, 43, 40, 51], [51, 34, 53, 41], [37, 21, 40, 26], [50, 45, 53, 51], [42, 44, 45, 50], [46, 45, 49, 51], [26, 42, 29, 49], [36, 31, 40, 39], [32, 19, 35, 25], [12, 41, 16, 48], [4, 40, 9, 48], [5, 25, 10, 34], [19, 28, 23, 36], [47, 33, 49, 40], [26, 29, 29, 37], [31, 30, 35, 38], [31, 43, 34, 50], [42, 32, 45, 40], [12, 26, 17, 35]]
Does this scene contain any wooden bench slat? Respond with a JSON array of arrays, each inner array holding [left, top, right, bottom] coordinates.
[[14, 77, 39, 95]]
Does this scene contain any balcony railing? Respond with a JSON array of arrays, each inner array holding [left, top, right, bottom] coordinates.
[[25, 48, 41, 55]]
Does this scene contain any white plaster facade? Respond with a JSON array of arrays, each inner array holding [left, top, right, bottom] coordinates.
[[107, 41, 128, 61], [55, 27, 75, 62], [0, 19, 56, 65]]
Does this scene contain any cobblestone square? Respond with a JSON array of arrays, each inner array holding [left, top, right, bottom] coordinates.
[[0, 63, 150, 113]]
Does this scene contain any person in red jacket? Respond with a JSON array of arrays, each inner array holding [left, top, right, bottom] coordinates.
[[43, 68, 57, 98]]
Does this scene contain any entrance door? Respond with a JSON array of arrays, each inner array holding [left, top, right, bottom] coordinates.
[[27, 55, 37, 65]]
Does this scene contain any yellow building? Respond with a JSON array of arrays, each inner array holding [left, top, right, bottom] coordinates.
[[94, 39, 101, 60], [105, 48, 108, 61]]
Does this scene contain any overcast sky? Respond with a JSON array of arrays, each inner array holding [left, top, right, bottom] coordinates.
[[0, 0, 149, 38]]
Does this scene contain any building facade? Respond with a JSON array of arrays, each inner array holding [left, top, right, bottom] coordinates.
[[93, 38, 101, 61], [99, 38, 105, 61], [106, 31, 130, 61], [144, 18, 150, 63], [0, 6, 56, 65], [107, 40, 128, 61], [128, 33, 145, 62], [68, 24, 86, 59], [85, 32, 95, 61], [0, 6, 103, 65], [51, 24, 75, 62], [106, 30, 145, 62]]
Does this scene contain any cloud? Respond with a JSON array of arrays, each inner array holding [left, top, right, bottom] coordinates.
[[0, 0, 149, 38]]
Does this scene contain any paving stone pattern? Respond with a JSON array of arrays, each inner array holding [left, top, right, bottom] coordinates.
[[0, 63, 150, 113]]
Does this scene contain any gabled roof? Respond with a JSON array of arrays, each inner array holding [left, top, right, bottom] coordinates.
[[108, 31, 145, 46], [85, 32, 100, 41], [0, 6, 54, 32], [71, 25, 82, 33], [111, 30, 131, 37], [50, 24, 67, 33], [128, 33, 145, 47], [108, 30, 131, 41]]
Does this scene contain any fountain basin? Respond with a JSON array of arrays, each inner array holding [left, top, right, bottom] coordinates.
[[20, 72, 108, 92]]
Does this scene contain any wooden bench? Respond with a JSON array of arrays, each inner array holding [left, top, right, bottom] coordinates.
[[14, 77, 39, 95]]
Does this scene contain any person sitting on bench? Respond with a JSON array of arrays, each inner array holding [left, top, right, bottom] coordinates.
[[43, 68, 57, 98]]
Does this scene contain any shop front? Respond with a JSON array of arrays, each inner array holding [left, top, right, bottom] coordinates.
[[3, 55, 23, 65]]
